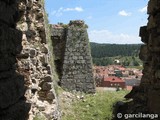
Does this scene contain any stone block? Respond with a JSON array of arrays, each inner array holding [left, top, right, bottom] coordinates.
[[0, 26, 22, 54], [69, 60, 74, 64], [86, 83, 95, 89], [0, 57, 15, 71], [46, 65, 51, 74], [38, 91, 46, 98], [41, 44, 48, 53], [41, 75, 52, 82], [148, 35, 160, 52], [30, 58, 37, 65], [139, 26, 149, 43], [73, 56, 78, 60], [148, 90, 160, 114], [0, 74, 25, 109], [39, 54, 48, 65], [19, 22, 28, 31], [42, 82, 52, 91], [0, 70, 14, 79], [17, 53, 29, 59], [147, 15, 156, 30], [30, 48, 37, 58], [148, 0, 160, 14], [139, 45, 152, 61], [0, 100, 30, 120], [0, 1, 18, 27], [31, 84, 40, 94], [37, 23, 44, 31], [81, 60, 85, 63], [47, 91, 55, 100], [37, 11, 43, 18]]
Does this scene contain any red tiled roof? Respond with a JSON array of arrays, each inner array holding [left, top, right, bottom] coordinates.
[[126, 86, 133, 90], [104, 76, 124, 82], [118, 67, 126, 71]]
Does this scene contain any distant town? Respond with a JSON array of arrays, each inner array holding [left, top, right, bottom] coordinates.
[[93, 65, 142, 91]]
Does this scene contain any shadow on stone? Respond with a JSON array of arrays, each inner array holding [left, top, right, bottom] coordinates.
[[0, 0, 31, 119]]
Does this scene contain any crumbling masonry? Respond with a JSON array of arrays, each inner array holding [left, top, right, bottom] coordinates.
[[1, 0, 160, 120], [0, 0, 60, 120], [0, 0, 30, 119], [17, 0, 60, 119], [51, 20, 95, 93], [114, 0, 160, 119]]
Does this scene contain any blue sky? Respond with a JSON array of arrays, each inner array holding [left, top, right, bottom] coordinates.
[[45, 0, 148, 44]]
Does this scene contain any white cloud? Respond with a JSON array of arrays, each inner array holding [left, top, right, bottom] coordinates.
[[88, 30, 141, 44], [87, 16, 92, 19], [51, 7, 83, 17], [118, 10, 132, 16], [64, 7, 84, 12], [51, 7, 64, 17], [139, 6, 147, 13]]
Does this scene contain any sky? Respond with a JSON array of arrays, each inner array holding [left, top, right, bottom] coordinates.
[[45, 0, 148, 44]]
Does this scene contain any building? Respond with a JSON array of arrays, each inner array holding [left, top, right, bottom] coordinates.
[[93, 65, 142, 90], [114, 70, 123, 77], [102, 76, 126, 89], [124, 78, 141, 86]]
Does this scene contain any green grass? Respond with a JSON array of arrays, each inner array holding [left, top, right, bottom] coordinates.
[[33, 114, 47, 120], [61, 90, 129, 120], [126, 65, 143, 70]]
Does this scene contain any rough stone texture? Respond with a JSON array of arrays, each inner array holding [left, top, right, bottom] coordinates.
[[16, 0, 60, 119], [51, 20, 95, 93], [114, 0, 160, 119], [0, 0, 30, 119], [51, 24, 67, 78]]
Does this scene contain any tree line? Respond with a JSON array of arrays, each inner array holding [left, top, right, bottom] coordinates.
[[90, 42, 142, 66], [90, 42, 141, 58]]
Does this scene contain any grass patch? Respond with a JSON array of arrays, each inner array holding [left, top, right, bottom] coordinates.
[[61, 90, 128, 120], [126, 65, 143, 70], [33, 114, 47, 120]]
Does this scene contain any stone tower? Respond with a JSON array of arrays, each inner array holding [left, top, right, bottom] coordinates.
[[51, 20, 95, 93]]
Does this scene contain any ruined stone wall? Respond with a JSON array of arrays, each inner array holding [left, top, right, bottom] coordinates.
[[0, 0, 30, 119], [51, 20, 95, 93], [139, 0, 160, 114], [51, 24, 67, 78], [114, 0, 160, 118], [16, 0, 60, 119]]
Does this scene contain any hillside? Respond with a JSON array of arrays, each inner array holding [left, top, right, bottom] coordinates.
[[60, 90, 128, 120], [90, 42, 142, 66], [90, 42, 141, 58]]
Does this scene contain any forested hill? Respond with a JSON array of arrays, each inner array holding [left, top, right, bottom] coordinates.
[[90, 42, 142, 58]]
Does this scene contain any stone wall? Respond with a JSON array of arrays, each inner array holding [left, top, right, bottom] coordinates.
[[139, 0, 160, 114], [16, 0, 60, 120], [51, 20, 95, 93], [114, 0, 160, 119], [0, 0, 30, 119], [51, 24, 67, 78]]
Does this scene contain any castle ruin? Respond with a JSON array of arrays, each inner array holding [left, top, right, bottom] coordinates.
[[0, 0, 160, 120], [51, 20, 95, 93]]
